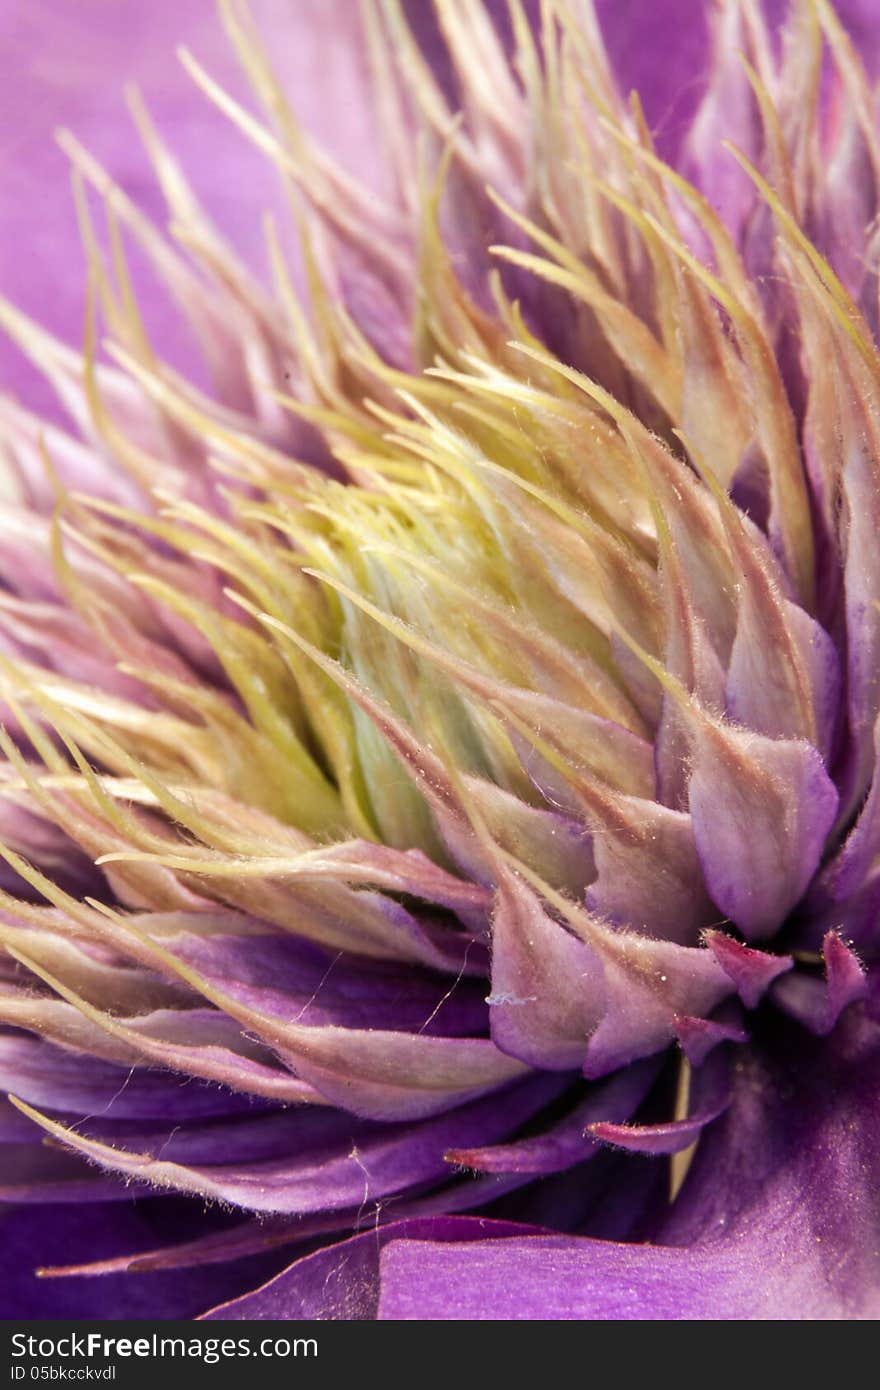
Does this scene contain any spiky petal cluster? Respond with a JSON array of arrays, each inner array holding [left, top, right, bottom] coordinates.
[[3, 0, 880, 1319]]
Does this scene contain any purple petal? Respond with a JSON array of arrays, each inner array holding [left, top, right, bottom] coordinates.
[[155, 921, 489, 1038], [808, 716, 880, 941], [200, 1216, 535, 1320], [0, 1197, 289, 1319], [375, 1234, 732, 1319], [678, 1, 764, 243], [9, 1074, 558, 1215], [596, 0, 710, 160], [0, 0, 390, 414], [833, 0, 880, 80], [373, 992, 880, 1318]]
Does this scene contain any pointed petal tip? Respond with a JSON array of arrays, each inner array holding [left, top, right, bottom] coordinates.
[[704, 930, 793, 1009], [673, 1011, 749, 1065], [774, 931, 867, 1035]]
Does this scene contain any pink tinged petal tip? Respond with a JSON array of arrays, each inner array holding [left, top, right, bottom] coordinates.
[[703, 931, 794, 1010], [673, 1010, 749, 1066], [588, 1052, 732, 1156], [773, 932, 868, 1035]]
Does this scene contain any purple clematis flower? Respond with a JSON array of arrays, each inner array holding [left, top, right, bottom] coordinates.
[[3, 0, 880, 1321]]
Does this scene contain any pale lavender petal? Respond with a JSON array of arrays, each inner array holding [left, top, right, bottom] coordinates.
[[487, 872, 732, 1078], [687, 724, 838, 940], [0, 1031, 274, 1120], [584, 800, 714, 945], [488, 873, 603, 1070]]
